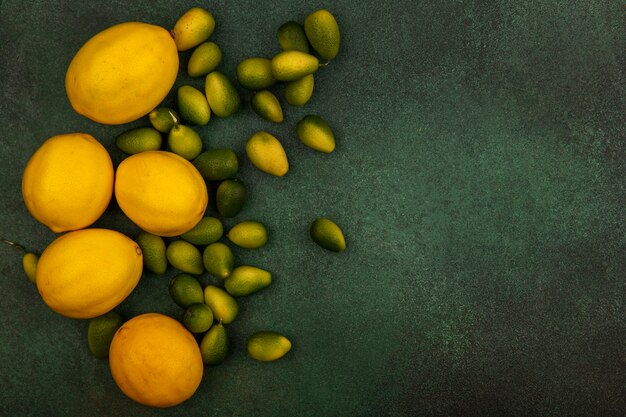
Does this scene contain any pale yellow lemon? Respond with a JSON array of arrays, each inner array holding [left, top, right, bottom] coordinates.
[[22, 133, 113, 233], [109, 313, 203, 408], [114, 151, 208, 236], [66, 22, 178, 124], [36, 229, 143, 319]]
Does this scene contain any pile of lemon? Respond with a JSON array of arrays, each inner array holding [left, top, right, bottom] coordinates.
[[16, 6, 346, 409]]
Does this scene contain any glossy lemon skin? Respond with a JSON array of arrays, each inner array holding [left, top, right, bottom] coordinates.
[[114, 151, 209, 237], [65, 22, 178, 125], [36, 229, 143, 319], [109, 313, 203, 408], [22, 133, 114, 233]]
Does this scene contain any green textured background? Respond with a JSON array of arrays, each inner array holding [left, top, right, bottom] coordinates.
[[0, 1, 624, 416]]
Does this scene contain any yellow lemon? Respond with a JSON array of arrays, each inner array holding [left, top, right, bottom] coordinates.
[[115, 151, 208, 237], [36, 229, 143, 319], [66, 22, 179, 124], [22, 133, 113, 233], [109, 313, 203, 408]]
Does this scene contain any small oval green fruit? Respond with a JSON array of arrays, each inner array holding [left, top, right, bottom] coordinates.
[[178, 85, 211, 125], [203, 285, 239, 324], [87, 311, 124, 358], [115, 127, 162, 155], [22, 252, 38, 283], [270, 51, 319, 81], [205, 71, 240, 117], [193, 148, 239, 181], [277, 21, 310, 53], [296, 115, 335, 153], [216, 179, 247, 218], [200, 323, 229, 365], [168, 124, 203, 160], [251, 91, 283, 123], [182, 303, 214, 333], [246, 132, 289, 177], [169, 273, 205, 308], [166, 240, 204, 274], [236, 58, 276, 90], [224, 266, 271, 297], [188, 41, 222, 77], [227, 221, 268, 249], [174, 7, 215, 51], [310, 217, 346, 252], [149, 107, 180, 133], [247, 331, 292, 362], [285, 74, 314, 106], [181, 217, 223, 245], [304, 9, 341, 60], [135, 232, 167, 274], [202, 242, 234, 279]]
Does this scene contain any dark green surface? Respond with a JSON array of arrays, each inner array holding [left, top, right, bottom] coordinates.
[[0, 1, 624, 416]]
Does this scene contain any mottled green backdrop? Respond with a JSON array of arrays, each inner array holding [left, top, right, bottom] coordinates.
[[0, 1, 624, 416]]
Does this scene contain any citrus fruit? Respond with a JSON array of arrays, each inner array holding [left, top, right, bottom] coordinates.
[[109, 313, 203, 408], [114, 151, 208, 237], [227, 220, 268, 249], [245, 131, 289, 177], [247, 331, 292, 362], [182, 303, 213, 333], [22, 252, 38, 283], [181, 217, 223, 246], [310, 217, 346, 251], [173, 8, 215, 51], [66, 22, 178, 125], [115, 127, 162, 155], [87, 311, 125, 358], [202, 243, 234, 279], [167, 125, 203, 160], [200, 323, 229, 365], [203, 285, 238, 324], [188, 41, 222, 77], [169, 274, 204, 308], [224, 266, 271, 297], [166, 241, 204, 275], [135, 232, 167, 275], [149, 107, 180, 133], [36, 228, 142, 319], [22, 133, 114, 233], [216, 179, 247, 218]]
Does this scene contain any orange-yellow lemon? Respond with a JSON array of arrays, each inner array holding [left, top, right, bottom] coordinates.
[[109, 313, 203, 408]]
